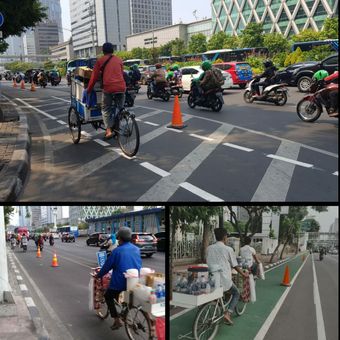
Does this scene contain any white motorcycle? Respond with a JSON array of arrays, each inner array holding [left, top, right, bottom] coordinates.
[[244, 78, 288, 106]]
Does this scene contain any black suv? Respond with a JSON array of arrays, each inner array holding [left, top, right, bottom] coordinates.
[[154, 232, 166, 252], [131, 232, 157, 257], [291, 54, 338, 92], [86, 232, 109, 246]]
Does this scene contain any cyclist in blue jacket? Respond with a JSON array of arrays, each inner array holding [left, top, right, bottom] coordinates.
[[95, 227, 142, 330]]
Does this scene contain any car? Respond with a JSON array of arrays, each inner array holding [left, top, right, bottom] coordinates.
[[139, 65, 157, 85], [86, 232, 110, 246], [214, 62, 253, 89], [51, 232, 59, 239], [131, 232, 157, 257], [154, 232, 166, 252], [328, 249, 338, 254], [180, 66, 233, 92], [290, 53, 338, 92], [61, 232, 75, 242]]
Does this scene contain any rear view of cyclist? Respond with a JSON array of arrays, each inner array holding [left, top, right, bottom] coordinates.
[[94, 227, 142, 330]]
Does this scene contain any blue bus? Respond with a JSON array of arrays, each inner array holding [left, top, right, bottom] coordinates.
[[291, 39, 338, 52], [202, 47, 269, 62], [57, 225, 79, 237]]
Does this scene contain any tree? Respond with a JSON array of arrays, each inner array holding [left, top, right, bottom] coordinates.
[[207, 31, 228, 50], [4, 206, 15, 226], [239, 23, 264, 48], [188, 33, 207, 54], [115, 50, 133, 61], [320, 17, 338, 39], [0, 0, 47, 53], [78, 221, 89, 230], [171, 38, 187, 56], [130, 47, 149, 59], [159, 41, 174, 56], [291, 29, 322, 42], [43, 60, 54, 70], [223, 34, 240, 49], [147, 47, 160, 63], [263, 32, 290, 56], [301, 219, 320, 232]]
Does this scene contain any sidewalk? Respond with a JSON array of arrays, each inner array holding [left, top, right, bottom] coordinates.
[[0, 95, 31, 201], [170, 252, 308, 340]]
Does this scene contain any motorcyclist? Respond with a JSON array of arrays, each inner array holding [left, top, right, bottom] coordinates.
[[49, 69, 60, 85], [37, 235, 44, 250], [324, 70, 338, 115], [166, 71, 175, 82], [150, 63, 167, 93], [10, 234, 16, 249], [21, 235, 28, 248], [101, 233, 117, 256], [252, 60, 278, 97], [49, 233, 54, 246], [319, 247, 324, 260], [172, 64, 182, 82], [128, 64, 141, 87], [38, 70, 47, 86], [192, 60, 215, 101]]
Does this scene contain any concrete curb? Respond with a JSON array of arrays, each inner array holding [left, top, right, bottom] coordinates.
[[264, 256, 291, 270], [8, 251, 50, 340], [0, 104, 31, 201]]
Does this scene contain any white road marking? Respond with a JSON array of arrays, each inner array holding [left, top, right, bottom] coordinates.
[[16, 276, 23, 281], [189, 133, 214, 142], [57, 120, 67, 125], [266, 154, 314, 168], [81, 131, 93, 138], [16, 98, 57, 120], [52, 96, 70, 103], [166, 127, 183, 133], [24, 297, 36, 308], [140, 162, 170, 177], [312, 254, 327, 340], [253, 254, 308, 340], [14, 270, 19, 274], [94, 139, 110, 147], [135, 118, 142, 121], [223, 142, 254, 152], [333, 171, 338, 176], [19, 284, 28, 291], [179, 182, 224, 202], [144, 121, 159, 126]]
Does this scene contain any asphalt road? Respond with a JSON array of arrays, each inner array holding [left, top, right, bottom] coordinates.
[[264, 253, 338, 340], [11, 237, 165, 340], [1, 79, 338, 201]]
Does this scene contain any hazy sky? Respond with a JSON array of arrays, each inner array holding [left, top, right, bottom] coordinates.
[[60, 0, 211, 41]]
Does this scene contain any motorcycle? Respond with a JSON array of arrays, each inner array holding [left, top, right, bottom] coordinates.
[[319, 253, 324, 261], [147, 80, 171, 102], [38, 76, 47, 88], [49, 238, 55, 246], [100, 242, 112, 257], [296, 80, 338, 122], [244, 78, 288, 106], [50, 76, 61, 86], [11, 239, 16, 250], [169, 80, 184, 98], [21, 240, 28, 252], [125, 86, 136, 107], [187, 81, 224, 112], [133, 83, 141, 94]]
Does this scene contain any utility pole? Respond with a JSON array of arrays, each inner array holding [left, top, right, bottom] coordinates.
[[0, 206, 10, 302]]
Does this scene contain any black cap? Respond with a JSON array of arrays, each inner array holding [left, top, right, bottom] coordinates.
[[102, 42, 114, 54]]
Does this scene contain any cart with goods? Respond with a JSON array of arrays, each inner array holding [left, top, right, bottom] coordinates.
[[171, 265, 249, 340], [69, 66, 140, 157], [89, 267, 165, 340]]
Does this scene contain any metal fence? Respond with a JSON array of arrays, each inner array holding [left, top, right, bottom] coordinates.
[[172, 238, 203, 261]]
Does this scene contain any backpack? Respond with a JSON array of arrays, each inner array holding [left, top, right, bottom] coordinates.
[[212, 67, 224, 86]]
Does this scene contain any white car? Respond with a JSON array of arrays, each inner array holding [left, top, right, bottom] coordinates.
[[180, 66, 233, 92]]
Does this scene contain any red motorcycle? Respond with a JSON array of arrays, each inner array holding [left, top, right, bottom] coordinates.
[[297, 80, 338, 122]]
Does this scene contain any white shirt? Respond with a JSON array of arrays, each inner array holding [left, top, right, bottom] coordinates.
[[206, 241, 238, 291], [240, 245, 256, 268]]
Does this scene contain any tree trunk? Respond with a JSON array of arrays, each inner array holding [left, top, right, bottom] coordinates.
[[201, 221, 211, 263], [170, 224, 176, 300], [269, 243, 281, 263], [218, 212, 224, 229], [280, 240, 289, 259]]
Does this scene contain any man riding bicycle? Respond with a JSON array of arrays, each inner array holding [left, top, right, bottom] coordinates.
[[94, 227, 142, 330], [207, 228, 248, 325], [87, 42, 126, 140]]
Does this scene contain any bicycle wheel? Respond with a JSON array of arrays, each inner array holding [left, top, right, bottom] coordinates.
[[235, 298, 247, 316], [96, 299, 109, 320], [68, 106, 81, 144], [193, 302, 222, 340], [125, 306, 152, 340], [117, 110, 140, 157]]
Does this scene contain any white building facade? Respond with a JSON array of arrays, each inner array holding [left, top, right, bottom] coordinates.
[[50, 39, 74, 61]]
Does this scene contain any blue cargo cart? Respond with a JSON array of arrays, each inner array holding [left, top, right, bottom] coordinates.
[[68, 77, 140, 157]]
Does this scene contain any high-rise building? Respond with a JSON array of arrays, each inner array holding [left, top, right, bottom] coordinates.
[[30, 206, 42, 229], [70, 0, 131, 57], [212, 0, 338, 37], [130, 0, 172, 34]]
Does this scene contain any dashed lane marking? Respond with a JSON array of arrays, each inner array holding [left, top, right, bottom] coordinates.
[[189, 133, 214, 142], [24, 297, 36, 308], [266, 154, 313, 168], [333, 171, 338, 176], [166, 127, 183, 133], [52, 96, 69, 103], [223, 142, 254, 152], [57, 120, 67, 125], [140, 162, 170, 177], [179, 182, 224, 202], [16, 276, 23, 281], [16, 98, 57, 120], [19, 284, 28, 291], [94, 139, 110, 147], [144, 121, 159, 126]]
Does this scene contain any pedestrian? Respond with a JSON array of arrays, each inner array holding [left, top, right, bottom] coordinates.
[[240, 236, 261, 277], [87, 42, 126, 140], [93, 227, 142, 330], [206, 228, 248, 325]]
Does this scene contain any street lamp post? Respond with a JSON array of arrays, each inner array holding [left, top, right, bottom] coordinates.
[[0, 207, 10, 301]]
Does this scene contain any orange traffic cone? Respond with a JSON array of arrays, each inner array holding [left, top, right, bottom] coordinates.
[[281, 265, 291, 286], [51, 253, 59, 267], [167, 95, 186, 129], [30, 82, 36, 92], [20, 80, 25, 90], [36, 246, 41, 258], [13, 79, 17, 88]]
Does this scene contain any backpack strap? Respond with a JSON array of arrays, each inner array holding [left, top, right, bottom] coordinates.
[[100, 55, 113, 89]]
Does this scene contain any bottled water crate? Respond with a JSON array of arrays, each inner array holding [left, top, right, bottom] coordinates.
[[171, 287, 224, 308]]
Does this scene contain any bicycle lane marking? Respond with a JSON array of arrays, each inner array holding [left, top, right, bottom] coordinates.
[[170, 253, 307, 340]]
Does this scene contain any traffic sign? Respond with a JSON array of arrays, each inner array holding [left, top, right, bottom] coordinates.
[[96, 251, 107, 268], [0, 13, 4, 27]]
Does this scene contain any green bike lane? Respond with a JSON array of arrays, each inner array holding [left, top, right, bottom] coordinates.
[[170, 253, 307, 340]]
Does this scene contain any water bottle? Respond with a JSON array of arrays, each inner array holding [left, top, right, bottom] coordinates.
[[181, 275, 188, 294], [200, 275, 206, 295], [205, 282, 211, 294], [156, 284, 163, 303], [162, 283, 166, 301], [149, 290, 157, 304], [175, 273, 181, 292]]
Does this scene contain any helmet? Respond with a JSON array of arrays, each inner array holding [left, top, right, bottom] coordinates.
[[201, 60, 212, 71], [172, 64, 179, 71], [130, 64, 138, 70], [167, 71, 174, 78], [313, 69, 329, 81], [155, 63, 162, 69], [102, 42, 114, 54], [263, 60, 273, 68]]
